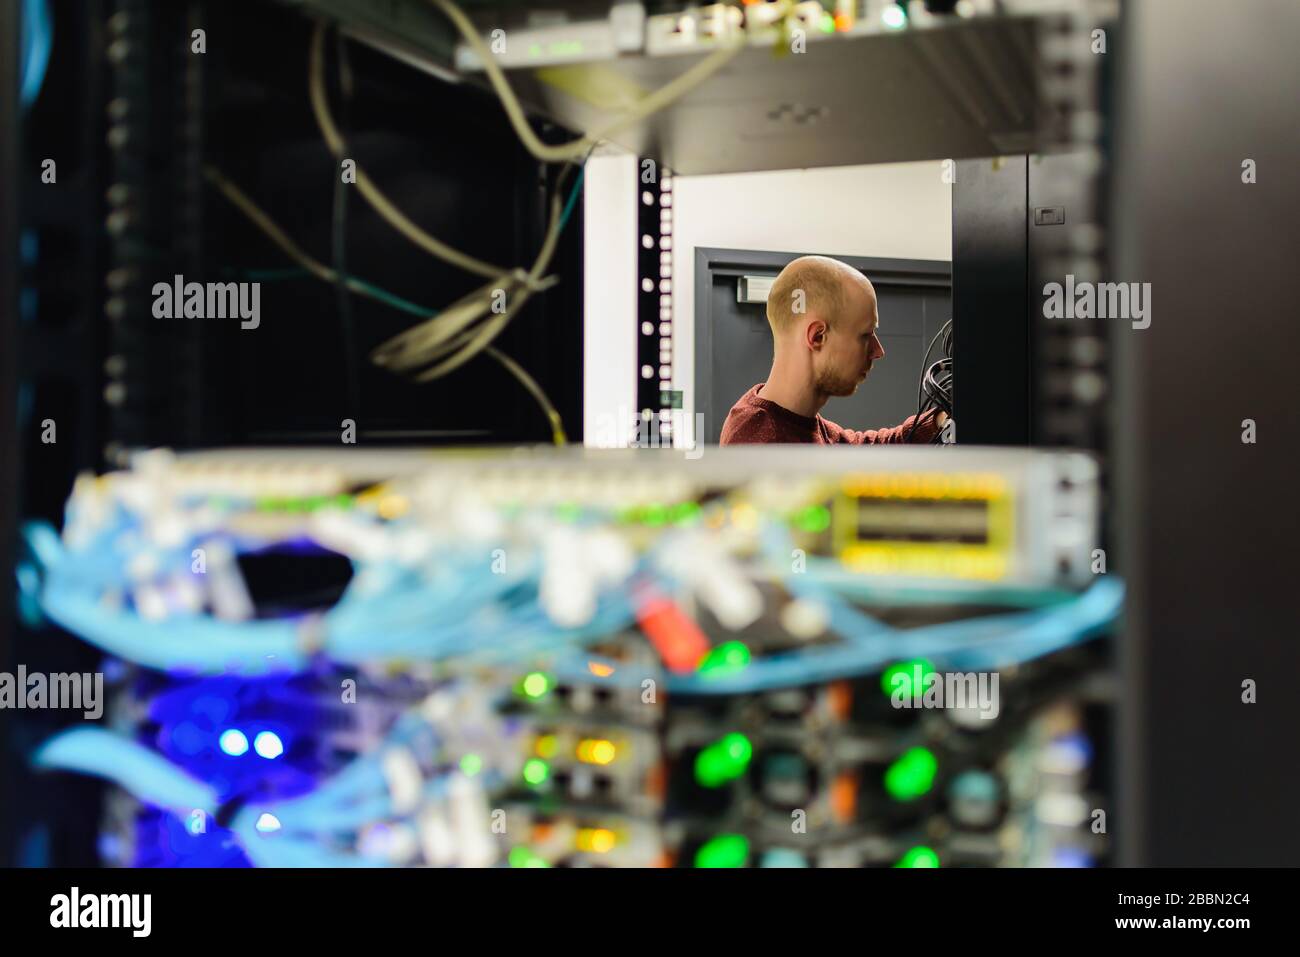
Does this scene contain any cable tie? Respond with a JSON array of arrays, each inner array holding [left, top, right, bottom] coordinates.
[[510, 269, 560, 294]]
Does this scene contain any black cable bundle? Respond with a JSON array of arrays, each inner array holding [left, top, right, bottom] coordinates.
[[904, 319, 954, 443]]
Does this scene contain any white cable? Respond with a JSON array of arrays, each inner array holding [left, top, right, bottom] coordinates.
[[308, 22, 505, 279], [428, 0, 787, 164]]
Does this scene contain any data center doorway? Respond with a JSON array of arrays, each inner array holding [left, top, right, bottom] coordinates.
[[693, 249, 952, 443]]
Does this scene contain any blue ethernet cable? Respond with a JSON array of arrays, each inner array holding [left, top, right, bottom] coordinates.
[[26, 518, 562, 672], [32, 726, 220, 817], [665, 578, 1122, 695], [32, 717, 455, 868]]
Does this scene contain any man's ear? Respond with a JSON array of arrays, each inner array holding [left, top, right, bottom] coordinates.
[[804, 318, 827, 352]]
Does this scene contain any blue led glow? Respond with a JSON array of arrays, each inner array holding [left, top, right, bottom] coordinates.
[[191, 694, 232, 724], [254, 731, 285, 760], [1053, 732, 1093, 765], [1052, 847, 1093, 868], [170, 721, 206, 756], [219, 728, 249, 756]]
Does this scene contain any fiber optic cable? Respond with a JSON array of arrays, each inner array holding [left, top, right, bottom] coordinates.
[[32, 727, 220, 817]]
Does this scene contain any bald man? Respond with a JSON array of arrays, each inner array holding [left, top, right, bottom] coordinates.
[[720, 256, 945, 445]]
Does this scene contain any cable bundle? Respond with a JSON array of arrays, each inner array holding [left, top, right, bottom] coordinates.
[[906, 319, 954, 443], [201, 1, 801, 444]]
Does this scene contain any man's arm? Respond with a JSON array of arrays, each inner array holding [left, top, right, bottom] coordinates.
[[834, 409, 947, 444]]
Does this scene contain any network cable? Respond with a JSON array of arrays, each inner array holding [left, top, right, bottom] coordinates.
[[34, 690, 519, 869], [906, 318, 953, 442], [312, 19, 589, 385], [308, 22, 579, 394], [366, 161, 575, 382], [427, 0, 791, 164], [203, 166, 569, 444], [307, 22, 504, 280], [22, 508, 644, 674]]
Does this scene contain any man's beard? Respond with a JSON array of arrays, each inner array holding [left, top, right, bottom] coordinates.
[[815, 363, 862, 398]]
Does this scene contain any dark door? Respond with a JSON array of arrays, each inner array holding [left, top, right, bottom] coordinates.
[[694, 249, 951, 443]]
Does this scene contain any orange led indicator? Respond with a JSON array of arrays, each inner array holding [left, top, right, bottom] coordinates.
[[831, 771, 859, 824], [828, 680, 853, 722]]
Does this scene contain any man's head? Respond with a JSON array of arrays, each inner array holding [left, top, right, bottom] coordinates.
[[766, 255, 885, 398]]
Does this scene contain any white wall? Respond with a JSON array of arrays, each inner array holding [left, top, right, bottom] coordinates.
[[582, 158, 952, 447], [672, 160, 953, 441], [583, 152, 639, 448]]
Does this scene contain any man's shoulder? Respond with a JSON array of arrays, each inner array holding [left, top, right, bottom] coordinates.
[[719, 399, 773, 445], [816, 414, 852, 443]]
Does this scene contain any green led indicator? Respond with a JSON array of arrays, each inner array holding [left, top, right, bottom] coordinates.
[[881, 658, 936, 698], [528, 44, 543, 57], [884, 747, 937, 801], [792, 504, 831, 533], [641, 503, 668, 526], [509, 846, 550, 868], [694, 733, 753, 788], [549, 40, 585, 57], [554, 502, 582, 523], [522, 758, 550, 786], [694, 833, 749, 868], [895, 846, 940, 868], [820, 12, 836, 34], [459, 753, 483, 777], [670, 501, 702, 525], [520, 672, 552, 699], [333, 493, 353, 510], [697, 641, 751, 677]]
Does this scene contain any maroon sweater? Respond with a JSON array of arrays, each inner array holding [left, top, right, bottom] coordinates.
[[720, 383, 941, 445]]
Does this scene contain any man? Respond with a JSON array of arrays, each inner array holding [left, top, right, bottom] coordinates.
[[720, 255, 945, 445]]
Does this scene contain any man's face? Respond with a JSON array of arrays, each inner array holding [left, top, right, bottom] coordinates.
[[813, 283, 885, 398]]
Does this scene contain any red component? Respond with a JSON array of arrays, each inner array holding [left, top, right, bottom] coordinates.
[[831, 771, 859, 824], [636, 595, 710, 673]]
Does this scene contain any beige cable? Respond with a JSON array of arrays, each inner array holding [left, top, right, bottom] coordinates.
[[203, 166, 567, 444], [429, 0, 777, 164], [308, 22, 505, 280], [372, 177, 568, 379]]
